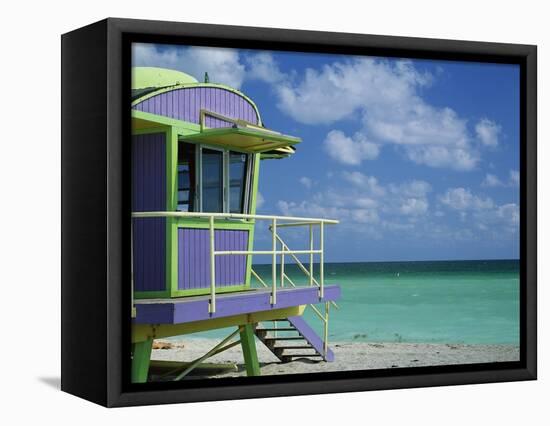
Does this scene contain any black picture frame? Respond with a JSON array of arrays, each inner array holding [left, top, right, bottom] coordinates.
[[61, 17, 537, 407]]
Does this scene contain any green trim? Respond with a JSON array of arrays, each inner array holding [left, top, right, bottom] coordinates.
[[239, 324, 261, 376], [132, 83, 263, 126], [249, 154, 261, 217], [132, 109, 201, 134], [131, 124, 170, 136], [166, 127, 179, 298], [132, 127, 172, 298], [245, 154, 261, 286], [135, 285, 250, 299], [176, 219, 255, 230], [131, 338, 153, 383], [169, 284, 250, 298], [183, 127, 300, 153], [134, 290, 171, 299]]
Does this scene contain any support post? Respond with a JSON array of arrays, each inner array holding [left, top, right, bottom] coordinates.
[[309, 223, 314, 286], [209, 215, 216, 313], [324, 301, 330, 359], [131, 338, 153, 383], [320, 221, 324, 299], [130, 220, 136, 318], [281, 246, 285, 288], [239, 324, 261, 376], [271, 218, 277, 305]]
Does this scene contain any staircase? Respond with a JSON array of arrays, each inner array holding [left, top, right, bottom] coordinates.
[[255, 316, 335, 363]]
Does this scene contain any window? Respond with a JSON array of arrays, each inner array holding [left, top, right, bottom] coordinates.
[[177, 142, 252, 214], [201, 148, 224, 213], [177, 143, 196, 212], [229, 152, 248, 213]]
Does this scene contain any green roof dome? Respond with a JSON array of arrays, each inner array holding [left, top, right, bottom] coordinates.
[[132, 67, 198, 90]]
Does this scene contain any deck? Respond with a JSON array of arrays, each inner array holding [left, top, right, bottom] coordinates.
[[134, 285, 341, 324]]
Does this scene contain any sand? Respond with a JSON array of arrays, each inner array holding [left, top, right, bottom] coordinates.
[[149, 338, 520, 380]]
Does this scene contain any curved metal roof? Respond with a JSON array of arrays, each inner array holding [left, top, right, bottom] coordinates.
[[132, 67, 198, 90], [131, 67, 264, 126]]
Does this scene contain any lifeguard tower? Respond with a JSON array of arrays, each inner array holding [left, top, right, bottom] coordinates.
[[131, 67, 341, 382]]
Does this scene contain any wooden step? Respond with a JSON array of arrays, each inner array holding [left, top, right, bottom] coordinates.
[[284, 353, 324, 357], [263, 336, 304, 341], [258, 328, 297, 332], [273, 345, 315, 350]]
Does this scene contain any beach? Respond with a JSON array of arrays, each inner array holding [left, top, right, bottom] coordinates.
[[147, 260, 520, 381], [149, 338, 519, 380]]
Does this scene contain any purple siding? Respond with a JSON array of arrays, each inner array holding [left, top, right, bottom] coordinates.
[[133, 217, 165, 292], [178, 228, 248, 290], [132, 132, 166, 212], [132, 132, 166, 292], [134, 87, 259, 127]]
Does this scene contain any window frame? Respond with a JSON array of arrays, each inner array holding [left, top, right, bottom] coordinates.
[[178, 140, 254, 214]]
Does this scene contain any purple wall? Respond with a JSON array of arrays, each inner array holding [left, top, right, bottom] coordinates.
[[133, 87, 259, 127], [133, 218, 165, 292], [132, 132, 166, 293], [132, 132, 166, 212], [178, 228, 249, 290]]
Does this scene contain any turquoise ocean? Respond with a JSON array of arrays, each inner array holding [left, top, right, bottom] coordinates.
[[185, 259, 520, 345]]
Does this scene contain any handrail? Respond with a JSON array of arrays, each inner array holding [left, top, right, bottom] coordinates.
[[272, 233, 339, 310], [132, 210, 339, 224], [131, 211, 338, 314]]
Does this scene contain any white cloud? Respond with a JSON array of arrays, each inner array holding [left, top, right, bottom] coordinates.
[[496, 203, 520, 226], [399, 198, 429, 216], [388, 180, 432, 198], [278, 176, 517, 243], [437, 187, 519, 237], [246, 52, 286, 84], [405, 143, 478, 171], [482, 173, 504, 187], [324, 130, 380, 165], [256, 191, 265, 209], [277, 174, 431, 241], [350, 209, 380, 224], [439, 187, 494, 211], [473, 203, 519, 234], [476, 118, 501, 147], [299, 177, 313, 189], [509, 170, 520, 187], [272, 57, 480, 170], [342, 172, 386, 196], [132, 43, 246, 89], [480, 170, 520, 188], [276, 58, 431, 125]]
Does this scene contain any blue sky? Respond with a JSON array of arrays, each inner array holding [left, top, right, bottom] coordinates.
[[133, 44, 520, 262]]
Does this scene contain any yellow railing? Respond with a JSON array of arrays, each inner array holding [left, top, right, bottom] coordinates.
[[132, 211, 338, 310]]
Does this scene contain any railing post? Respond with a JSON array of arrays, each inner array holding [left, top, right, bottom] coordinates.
[[320, 221, 324, 299], [271, 218, 277, 305], [281, 245, 285, 288], [130, 220, 136, 318], [324, 301, 329, 358], [309, 223, 313, 286], [209, 215, 216, 313]]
